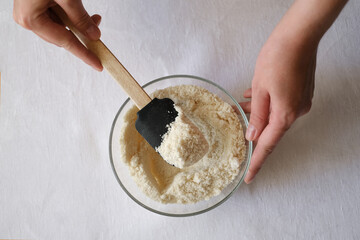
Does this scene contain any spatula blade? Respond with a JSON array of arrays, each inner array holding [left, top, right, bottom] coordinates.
[[135, 98, 178, 149]]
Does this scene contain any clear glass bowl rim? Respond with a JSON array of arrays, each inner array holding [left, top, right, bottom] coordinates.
[[109, 74, 252, 217]]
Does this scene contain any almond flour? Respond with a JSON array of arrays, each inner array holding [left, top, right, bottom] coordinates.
[[119, 85, 246, 204], [155, 105, 209, 169]]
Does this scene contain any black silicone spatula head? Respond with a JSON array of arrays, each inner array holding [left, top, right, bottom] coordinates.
[[135, 98, 178, 149]]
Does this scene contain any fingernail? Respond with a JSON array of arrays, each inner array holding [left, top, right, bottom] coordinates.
[[246, 124, 256, 141], [247, 175, 255, 184], [92, 65, 103, 72], [97, 16, 102, 26], [90, 61, 103, 72], [86, 25, 100, 40]]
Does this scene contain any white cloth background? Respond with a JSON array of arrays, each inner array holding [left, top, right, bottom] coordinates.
[[1, 0, 359, 239]]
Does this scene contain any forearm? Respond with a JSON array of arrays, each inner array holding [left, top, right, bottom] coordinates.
[[270, 0, 348, 50], [244, 0, 348, 183]]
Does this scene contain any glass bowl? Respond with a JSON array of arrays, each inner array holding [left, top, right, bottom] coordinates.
[[109, 75, 252, 217]]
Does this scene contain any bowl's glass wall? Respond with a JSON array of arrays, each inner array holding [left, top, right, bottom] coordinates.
[[109, 75, 252, 217]]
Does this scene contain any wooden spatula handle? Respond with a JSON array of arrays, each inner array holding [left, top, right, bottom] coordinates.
[[51, 6, 152, 109]]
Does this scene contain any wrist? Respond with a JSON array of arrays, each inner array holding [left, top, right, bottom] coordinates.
[[267, 0, 348, 55], [269, 12, 322, 55], [268, 26, 319, 58]]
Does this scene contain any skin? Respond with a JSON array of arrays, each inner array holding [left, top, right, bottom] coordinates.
[[13, 0, 103, 71], [241, 0, 348, 183], [13, 0, 348, 183]]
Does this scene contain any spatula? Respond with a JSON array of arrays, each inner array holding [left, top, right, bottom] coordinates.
[[51, 6, 206, 163]]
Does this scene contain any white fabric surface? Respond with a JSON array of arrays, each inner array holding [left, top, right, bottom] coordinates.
[[1, 0, 360, 239]]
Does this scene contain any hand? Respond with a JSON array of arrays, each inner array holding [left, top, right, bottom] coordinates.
[[241, 33, 317, 184], [13, 0, 103, 71], [240, 0, 348, 184]]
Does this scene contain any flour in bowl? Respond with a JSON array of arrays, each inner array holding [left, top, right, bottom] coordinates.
[[155, 105, 209, 169], [119, 85, 246, 204]]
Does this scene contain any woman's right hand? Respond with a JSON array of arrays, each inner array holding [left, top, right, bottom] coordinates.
[[13, 0, 103, 71]]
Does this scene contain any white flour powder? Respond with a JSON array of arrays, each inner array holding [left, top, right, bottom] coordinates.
[[155, 105, 209, 169], [119, 85, 246, 204]]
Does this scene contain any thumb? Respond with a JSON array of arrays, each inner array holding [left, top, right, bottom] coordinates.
[[91, 14, 101, 27], [246, 89, 270, 141], [56, 0, 101, 40]]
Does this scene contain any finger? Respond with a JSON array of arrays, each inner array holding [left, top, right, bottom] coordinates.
[[48, 8, 64, 25], [238, 101, 251, 113], [232, 105, 240, 114], [243, 88, 252, 98], [31, 13, 103, 71], [246, 89, 270, 141], [50, 12, 101, 27], [309, 51, 317, 99], [244, 119, 287, 184], [91, 14, 101, 27], [56, 0, 101, 40]]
